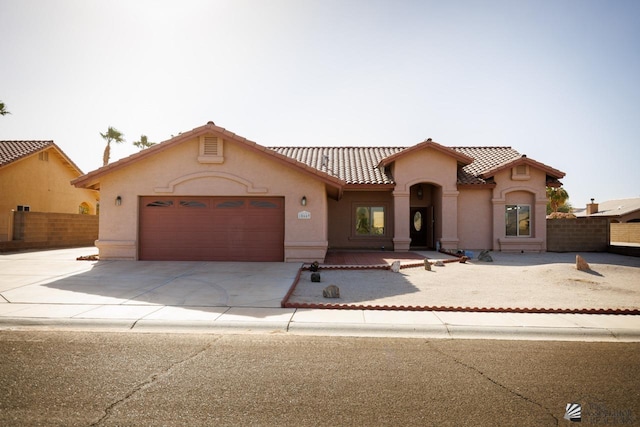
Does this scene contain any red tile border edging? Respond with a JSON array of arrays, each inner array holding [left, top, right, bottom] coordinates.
[[280, 262, 640, 315]]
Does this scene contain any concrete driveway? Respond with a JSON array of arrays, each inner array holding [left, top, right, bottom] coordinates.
[[0, 247, 300, 325]]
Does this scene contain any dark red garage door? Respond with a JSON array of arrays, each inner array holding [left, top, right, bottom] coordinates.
[[139, 196, 284, 261]]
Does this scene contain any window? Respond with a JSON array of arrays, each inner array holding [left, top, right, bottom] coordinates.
[[505, 205, 530, 236], [79, 203, 90, 214], [17, 205, 30, 212], [355, 206, 385, 236], [146, 200, 174, 208], [180, 200, 207, 208]]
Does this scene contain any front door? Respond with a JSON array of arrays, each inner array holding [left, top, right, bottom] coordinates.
[[410, 208, 427, 247], [410, 206, 435, 249]]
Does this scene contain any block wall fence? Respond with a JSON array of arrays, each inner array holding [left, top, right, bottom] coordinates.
[[546, 217, 609, 252], [610, 223, 640, 244], [0, 211, 98, 252]]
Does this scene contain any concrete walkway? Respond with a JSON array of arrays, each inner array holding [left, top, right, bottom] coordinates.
[[1, 247, 639, 341]]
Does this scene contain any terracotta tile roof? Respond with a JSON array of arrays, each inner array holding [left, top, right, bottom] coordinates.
[[270, 146, 523, 186], [0, 140, 54, 167], [452, 146, 521, 185], [71, 121, 562, 190], [270, 147, 403, 185]]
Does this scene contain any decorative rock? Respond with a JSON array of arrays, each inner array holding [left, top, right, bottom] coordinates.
[[434, 260, 445, 267], [309, 261, 320, 272], [478, 250, 493, 262], [576, 255, 590, 271], [323, 284, 340, 298], [391, 261, 401, 273], [459, 256, 469, 263], [311, 272, 321, 282], [424, 259, 432, 271]]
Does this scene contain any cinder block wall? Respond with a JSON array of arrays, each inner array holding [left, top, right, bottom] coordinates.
[[546, 217, 609, 252], [611, 223, 640, 244], [0, 212, 98, 252]]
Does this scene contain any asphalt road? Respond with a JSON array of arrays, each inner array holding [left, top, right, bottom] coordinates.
[[1, 331, 638, 426]]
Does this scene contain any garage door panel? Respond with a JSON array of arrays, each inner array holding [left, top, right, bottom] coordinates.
[[139, 196, 284, 261]]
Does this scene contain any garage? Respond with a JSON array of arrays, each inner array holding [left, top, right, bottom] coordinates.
[[139, 196, 284, 261]]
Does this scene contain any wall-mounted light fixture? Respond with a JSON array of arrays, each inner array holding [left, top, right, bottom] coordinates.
[[115, 196, 122, 206], [417, 185, 423, 200], [301, 196, 307, 206]]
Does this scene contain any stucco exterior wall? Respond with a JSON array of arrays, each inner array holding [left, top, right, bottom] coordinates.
[[390, 147, 459, 251], [96, 134, 329, 261], [0, 148, 99, 241], [327, 190, 394, 250], [619, 211, 640, 223], [491, 166, 548, 252], [457, 188, 493, 250]]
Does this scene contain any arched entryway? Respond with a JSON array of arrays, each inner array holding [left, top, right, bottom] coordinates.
[[409, 183, 440, 249]]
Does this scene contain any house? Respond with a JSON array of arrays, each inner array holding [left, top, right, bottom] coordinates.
[[574, 198, 640, 223], [71, 121, 565, 262], [0, 140, 99, 241]]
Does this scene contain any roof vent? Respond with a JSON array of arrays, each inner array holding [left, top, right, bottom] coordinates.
[[521, 154, 527, 158]]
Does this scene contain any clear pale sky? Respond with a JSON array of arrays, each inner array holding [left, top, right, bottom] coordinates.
[[1, 0, 638, 208]]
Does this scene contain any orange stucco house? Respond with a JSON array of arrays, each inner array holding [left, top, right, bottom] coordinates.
[[0, 140, 99, 242], [72, 122, 565, 262]]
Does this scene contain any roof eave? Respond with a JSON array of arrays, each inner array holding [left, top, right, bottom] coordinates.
[[72, 122, 346, 193], [479, 157, 565, 180], [378, 140, 474, 168], [457, 183, 497, 190], [343, 183, 395, 191]]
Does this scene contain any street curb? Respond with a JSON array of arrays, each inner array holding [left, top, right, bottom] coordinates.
[[2, 317, 640, 342], [0, 317, 137, 331], [287, 322, 640, 342], [132, 320, 290, 334]]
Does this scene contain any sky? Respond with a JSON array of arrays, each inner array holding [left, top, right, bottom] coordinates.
[[1, 0, 639, 208]]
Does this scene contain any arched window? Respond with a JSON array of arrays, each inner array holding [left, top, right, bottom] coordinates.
[[79, 202, 91, 215]]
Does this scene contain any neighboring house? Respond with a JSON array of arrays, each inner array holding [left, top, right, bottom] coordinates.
[[574, 198, 640, 223], [0, 140, 99, 241], [72, 122, 565, 262]]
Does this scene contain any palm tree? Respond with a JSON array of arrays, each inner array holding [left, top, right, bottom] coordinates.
[[0, 101, 10, 116], [133, 135, 155, 150], [100, 126, 125, 166], [546, 186, 569, 213]]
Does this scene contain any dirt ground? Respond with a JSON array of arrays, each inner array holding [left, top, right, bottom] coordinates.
[[287, 252, 640, 311]]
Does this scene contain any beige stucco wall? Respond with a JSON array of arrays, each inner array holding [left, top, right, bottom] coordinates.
[[96, 133, 329, 261], [491, 166, 548, 252], [390, 147, 459, 251], [327, 190, 394, 250], [457, 188, 493, 250], [0, 148, 99, 241]]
